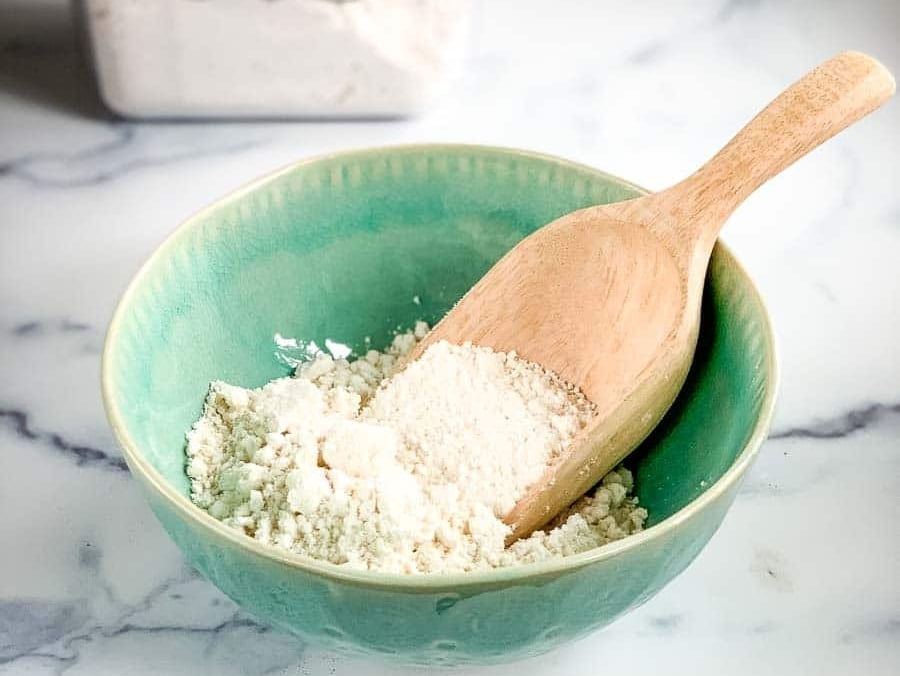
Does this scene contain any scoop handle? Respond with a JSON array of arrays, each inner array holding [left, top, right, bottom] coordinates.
[[676, 51, 895, 248]]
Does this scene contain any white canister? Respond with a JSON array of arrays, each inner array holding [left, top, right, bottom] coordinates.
[[79, 0, 471, 119]]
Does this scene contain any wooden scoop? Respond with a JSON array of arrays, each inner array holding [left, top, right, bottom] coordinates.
[[413, 51, 895, 542]]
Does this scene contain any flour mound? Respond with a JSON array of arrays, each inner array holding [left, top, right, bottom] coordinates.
[[186, 322, 648, 573]]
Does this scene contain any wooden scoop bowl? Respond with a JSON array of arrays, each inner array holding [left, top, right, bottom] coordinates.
[[413, 51, 895, 542]]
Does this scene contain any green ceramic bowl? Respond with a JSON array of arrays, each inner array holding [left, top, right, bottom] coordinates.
[[102, 145, 778, 666]]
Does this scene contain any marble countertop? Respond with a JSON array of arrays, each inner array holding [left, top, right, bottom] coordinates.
[[2, 0, 898, 674]]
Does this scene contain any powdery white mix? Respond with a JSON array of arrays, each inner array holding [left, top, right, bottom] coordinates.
[[186, 322, 648, 573]]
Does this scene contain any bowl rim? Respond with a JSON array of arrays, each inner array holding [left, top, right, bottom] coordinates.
[[101, 143, 780, 591]]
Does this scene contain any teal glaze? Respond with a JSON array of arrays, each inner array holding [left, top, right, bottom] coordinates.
[[102, 145, 778, 666]]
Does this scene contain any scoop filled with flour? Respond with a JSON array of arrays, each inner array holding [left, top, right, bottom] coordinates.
[[186, 322, 647, 573]]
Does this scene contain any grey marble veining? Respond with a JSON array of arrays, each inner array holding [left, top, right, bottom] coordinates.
[[1, 125, 268, 189], [1, 0, 898, 674], [769, 402, 900, 440], [0, 407, 126, 472]]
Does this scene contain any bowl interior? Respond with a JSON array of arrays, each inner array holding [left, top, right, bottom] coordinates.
[[106, 145, 770, 534]]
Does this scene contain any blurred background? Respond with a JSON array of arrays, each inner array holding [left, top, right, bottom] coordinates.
[[1, 1, 898, 675]]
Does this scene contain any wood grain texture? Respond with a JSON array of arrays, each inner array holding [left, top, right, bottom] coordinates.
[[413, 52, 895, 541]]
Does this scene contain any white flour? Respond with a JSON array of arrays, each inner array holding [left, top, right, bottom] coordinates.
[[187, 322, 648, 573]]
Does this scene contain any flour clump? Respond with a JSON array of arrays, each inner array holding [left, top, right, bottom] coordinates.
[[186, 322, 648, 573]]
